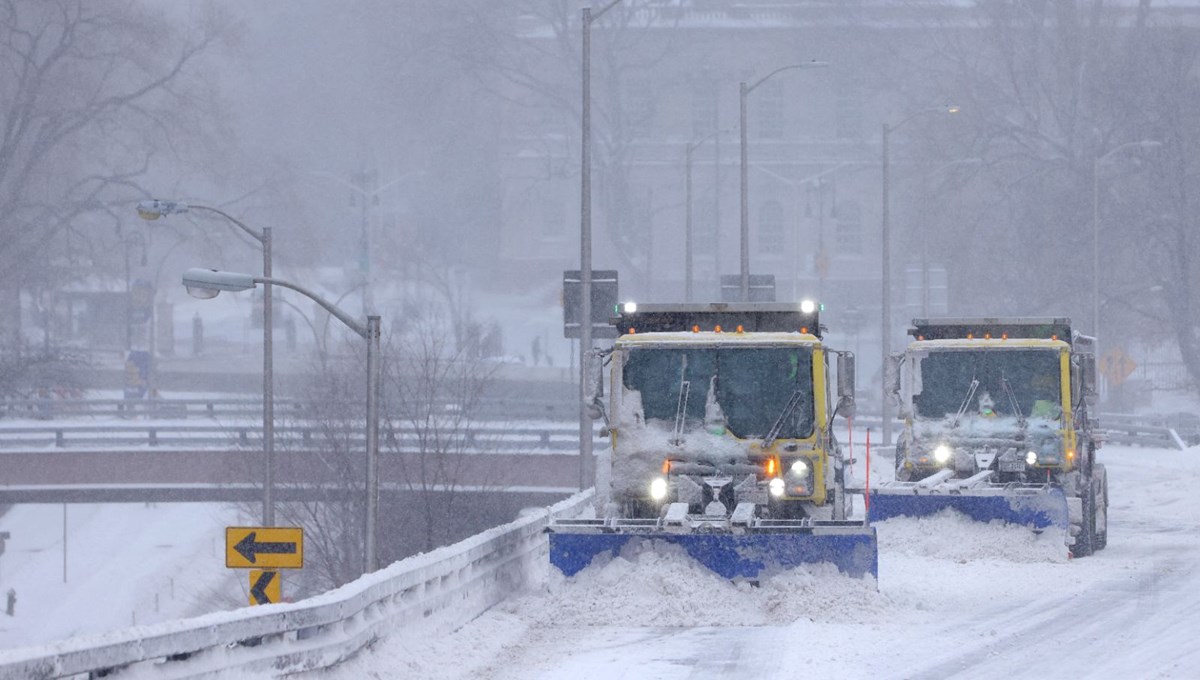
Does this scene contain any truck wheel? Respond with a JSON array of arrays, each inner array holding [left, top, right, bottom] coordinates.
[[1073, 478, 1097, 558], [1094, 465, 1108, 551]]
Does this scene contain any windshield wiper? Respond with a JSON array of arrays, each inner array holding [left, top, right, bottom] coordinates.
[[671, 355, 690, 446], [1001, 374, 1027, 427], [763, 389, 804, 449], [951, 378, 980, 428]]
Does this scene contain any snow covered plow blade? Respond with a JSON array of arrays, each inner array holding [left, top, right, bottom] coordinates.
[[868, 472, 1069, 534], [548, 516, 877, 580]]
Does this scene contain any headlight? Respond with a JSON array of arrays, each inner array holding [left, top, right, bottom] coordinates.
[[933, 444, 953, 464], [789, 459, 810, 478], [769, 477, 785, 497], [649, 477, 668, 500], [1025, 450, 1038, 466]]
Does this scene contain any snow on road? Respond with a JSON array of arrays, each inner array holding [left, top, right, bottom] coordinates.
[[0, 503, 244, 648], [319, 443, 1200, 680]]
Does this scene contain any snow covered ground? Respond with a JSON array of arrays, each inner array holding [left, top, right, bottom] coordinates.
[[0, 503, 245, 648], [314, 441, 1200, 680]]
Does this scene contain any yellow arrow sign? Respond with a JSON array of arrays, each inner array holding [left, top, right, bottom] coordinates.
[[226, 527, 303, 569], [249, 570, 282, 605]]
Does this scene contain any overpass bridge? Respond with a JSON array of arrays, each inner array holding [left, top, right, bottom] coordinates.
[[0, 421, 600, 504]]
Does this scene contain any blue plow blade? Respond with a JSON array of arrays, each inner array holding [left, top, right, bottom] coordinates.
[[868, 486, 1069, 533], [549, 529, 878, 581]]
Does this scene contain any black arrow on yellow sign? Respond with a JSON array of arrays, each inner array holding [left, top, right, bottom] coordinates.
[[250, 570, 279, 605], [235, 532, 298, 564]]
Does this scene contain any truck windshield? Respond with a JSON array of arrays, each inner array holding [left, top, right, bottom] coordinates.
[[914, 348, 1062, 420], [622, 346, 815, 439]]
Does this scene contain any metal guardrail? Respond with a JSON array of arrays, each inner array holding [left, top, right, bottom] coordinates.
[[0, 491, 594, 680], [2, 411, 1194, 451], [0, 396, 577, 422], [851, 411, 1199, 451], [1100, 412, 1200, 450], [0, 422, 603, 451]]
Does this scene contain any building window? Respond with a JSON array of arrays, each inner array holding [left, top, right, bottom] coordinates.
[[754, 80, 783, 140], [758, 200, 784, 254], [835, 200, 862, 256]]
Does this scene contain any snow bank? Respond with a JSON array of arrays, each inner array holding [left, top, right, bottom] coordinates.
[[874, 509, 1069, 563], [509, 541, 885, 628]]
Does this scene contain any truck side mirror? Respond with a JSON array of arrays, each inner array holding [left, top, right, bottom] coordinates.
[[1080, 354, 1098, 400], [584, 349, 606, 420], [885, 353, 903, 406], [836, 351, 856, 418]]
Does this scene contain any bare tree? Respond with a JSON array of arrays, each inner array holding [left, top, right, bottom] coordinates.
[[446, 1, 684, 286], [256, 350, 370, 595], [265, 301, 508, 594], [1112, 20, 1200, 388], [384, 299, 508, 554], [0, 0, 230, 348], [886, 1, 1200, 388]]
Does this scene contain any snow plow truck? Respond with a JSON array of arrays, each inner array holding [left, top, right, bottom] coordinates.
[[871, 317, 1108, 556], [548, 301, 878, 580]]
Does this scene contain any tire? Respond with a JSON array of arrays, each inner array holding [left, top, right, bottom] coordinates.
[[1073, 476, 1097, 558], [1094, 464, 1108, 551]]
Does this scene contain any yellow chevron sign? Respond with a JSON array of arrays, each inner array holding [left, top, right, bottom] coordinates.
[[249, 570, 281, 605]]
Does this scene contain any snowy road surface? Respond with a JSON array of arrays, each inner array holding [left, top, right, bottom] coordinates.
[[315, 443, 1200, 679]]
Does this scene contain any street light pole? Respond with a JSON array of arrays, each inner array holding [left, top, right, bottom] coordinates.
[[181, 268, 382, 574], [364, 314, 381, 573], [580, 0, 622, 492], [739, 62, 828, 301], [137, 201, 276, 526]]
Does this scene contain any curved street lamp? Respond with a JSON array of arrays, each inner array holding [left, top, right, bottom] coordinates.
[[739, 61, 829, 301], [182, 267, 383, 575], [137, 200, 279, 528]]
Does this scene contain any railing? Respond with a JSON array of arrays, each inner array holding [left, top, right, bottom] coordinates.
[[2, 412, 1193, 451], [0, 396, 577, 422], [0, 422, 602, 451], [1100, 412, 1200, 450], [0, 491, 594, 680]]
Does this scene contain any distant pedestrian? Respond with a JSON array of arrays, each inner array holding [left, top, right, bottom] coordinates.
[[6, 588, 15, 616], [531, 336, 542, 366]]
